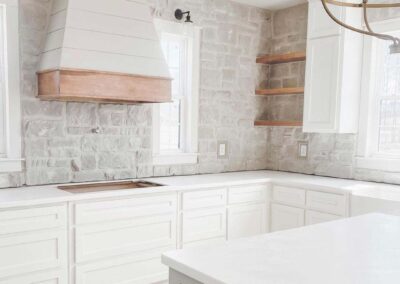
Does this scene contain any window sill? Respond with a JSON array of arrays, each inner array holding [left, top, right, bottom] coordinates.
[[0, 158, 23, 173], [153, 153, 198, 166], [355, 157, 400, 172]]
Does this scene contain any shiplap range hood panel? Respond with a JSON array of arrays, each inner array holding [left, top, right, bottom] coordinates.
[[37, 0, 171, 103]]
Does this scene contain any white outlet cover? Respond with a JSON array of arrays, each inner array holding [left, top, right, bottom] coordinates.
[[298, 142, 308, 159], [218, 141, 228, 159]]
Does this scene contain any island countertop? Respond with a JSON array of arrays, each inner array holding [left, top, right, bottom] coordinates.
[[162, 213, 400, 284]]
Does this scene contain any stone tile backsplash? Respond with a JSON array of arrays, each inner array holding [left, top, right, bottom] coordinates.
[[0, 0, 271, 187], [0, 0, 399, 189]]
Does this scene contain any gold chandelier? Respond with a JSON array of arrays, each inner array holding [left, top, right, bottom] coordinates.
[[321, 0, 400, 54]]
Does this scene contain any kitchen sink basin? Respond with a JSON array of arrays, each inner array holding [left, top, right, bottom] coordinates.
[[58, 181, 164, 194]]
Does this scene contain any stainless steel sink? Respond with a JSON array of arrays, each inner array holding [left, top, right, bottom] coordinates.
[[58, 181, 164, 194]]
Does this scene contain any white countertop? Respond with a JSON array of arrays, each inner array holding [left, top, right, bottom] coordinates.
[[162, 213, 400, 284], [0, 170, 398, 209]]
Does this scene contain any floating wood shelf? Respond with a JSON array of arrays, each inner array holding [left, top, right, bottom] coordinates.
[[256, 51, 306, 64], [254, 120, 303, 127], [256, 87, 304, 96]]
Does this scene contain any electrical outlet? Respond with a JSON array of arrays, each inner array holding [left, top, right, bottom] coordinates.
[[298, 141, 308, 159], [218, 141, 228, 159]]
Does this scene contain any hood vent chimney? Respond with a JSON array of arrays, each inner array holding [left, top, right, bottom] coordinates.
[[37, 0, 171, 104]]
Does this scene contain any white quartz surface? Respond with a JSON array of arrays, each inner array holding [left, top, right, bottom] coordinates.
[[162, 214, 400, 284], [0, 170, 397, 209]]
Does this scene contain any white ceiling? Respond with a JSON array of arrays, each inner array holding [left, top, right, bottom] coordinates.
[[232, 0, 307, 10]]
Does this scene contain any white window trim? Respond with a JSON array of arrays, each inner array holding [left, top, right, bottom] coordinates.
[[356, 18, 400, 172], [152, 19, 201, 166], [0, 0, 22, 172]]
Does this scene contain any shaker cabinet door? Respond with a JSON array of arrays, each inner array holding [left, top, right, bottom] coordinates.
[[271, 204, 305, 232], [228, 204, 267, 240], [303, 36, 340, 133]]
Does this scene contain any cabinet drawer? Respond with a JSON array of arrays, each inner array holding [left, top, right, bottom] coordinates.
[[75, 213, 176, 263], [228, 184, 267, 205], [271, 204, 305, 232], [75, 247, 173, 284], [0, 269, 68, 284], [182, 188, 227, 210], [306, 210, 342, 226], [182, 208, 226, 244], [0, 205, 67, 235], [272, 185, 306, 207], [0, 230, 67, 279], [307, 191, 346, 215], [75, 194, 176, 225], [182, 237, 226, 249]]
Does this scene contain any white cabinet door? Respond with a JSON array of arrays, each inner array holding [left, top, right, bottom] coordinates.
[[228, 204, 267, 240], [271, 204, 304, 232], [303, 36, 340, 133], [304, 0, 362, 134], [181, 207, 226, 246], [306, 210, 341, 226], [74, 194, 177, 284], [308, 0, 343, 38]]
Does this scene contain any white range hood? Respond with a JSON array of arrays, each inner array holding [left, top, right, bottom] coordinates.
[[37, 0, 171, 103]]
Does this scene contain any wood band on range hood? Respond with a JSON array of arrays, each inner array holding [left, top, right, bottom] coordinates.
[[37, 69, 172, 104], [37, 0, 172, 103]]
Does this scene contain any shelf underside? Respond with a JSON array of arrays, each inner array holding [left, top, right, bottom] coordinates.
[[256, 51, 306, 64], [254, 120, 303, 127], [255, 87, 304, 96]]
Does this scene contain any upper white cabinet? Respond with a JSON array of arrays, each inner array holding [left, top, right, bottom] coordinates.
[[303, 0, 363, 133]]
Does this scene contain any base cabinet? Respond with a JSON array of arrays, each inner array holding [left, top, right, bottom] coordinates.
[[0, 181, 350, 284], [0, 205, 68, 284], [169, 269, 201, 284], [271, 204, 305, 232], [73, 193, 178, 284], [228, 204, 267, 240], [0, 270, 67, 284], [181, 207, 226, 247], [306, 210, 341, 225], [75, 247, 173, 284]]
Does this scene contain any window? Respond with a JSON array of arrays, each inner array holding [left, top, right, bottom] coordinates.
[[357, 19, 400, 171], [152, 19, 200, 165], [0, 0, 22, 172]]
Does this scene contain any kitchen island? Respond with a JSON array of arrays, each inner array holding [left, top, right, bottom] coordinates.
[[163, 213, 400, 284]]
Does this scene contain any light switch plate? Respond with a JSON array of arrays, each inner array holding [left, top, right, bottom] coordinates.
[[298, 141, 308, 159], [218, 141, 228, 159]]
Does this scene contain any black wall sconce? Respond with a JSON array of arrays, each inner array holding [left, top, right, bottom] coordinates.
[[175, 9, 193, 23]]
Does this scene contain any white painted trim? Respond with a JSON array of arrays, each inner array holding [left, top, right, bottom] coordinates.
[[152, 19, 201, 166], [0, 0, 22, 172], [356, 18, 400, 171], [355, 157, 400, 172], [153, 153, 198, 166], [0, 158, 22, 172]]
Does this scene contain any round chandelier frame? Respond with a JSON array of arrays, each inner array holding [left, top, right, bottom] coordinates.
[[321, 0, 400, 53]]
